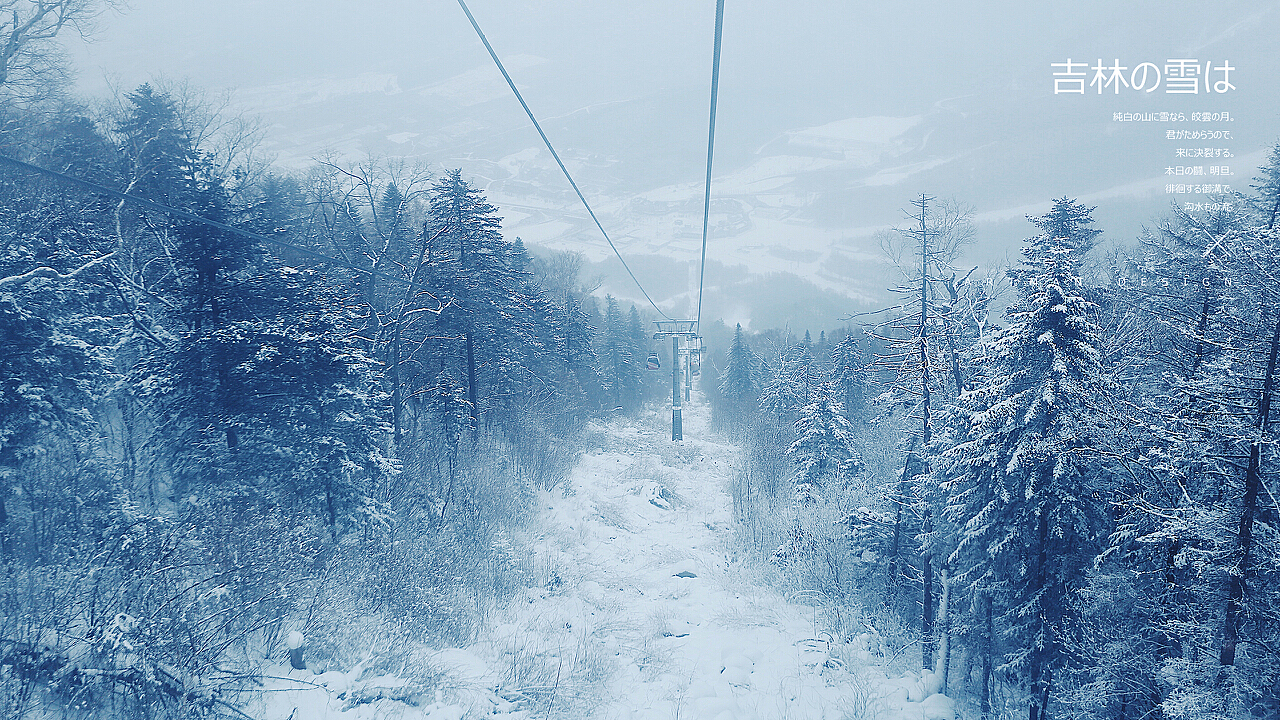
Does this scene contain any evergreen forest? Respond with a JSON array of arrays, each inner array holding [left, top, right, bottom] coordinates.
[[3, 3, 1280, 719]]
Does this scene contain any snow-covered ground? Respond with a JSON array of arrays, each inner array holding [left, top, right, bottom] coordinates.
[[246, 392, 955, 720]]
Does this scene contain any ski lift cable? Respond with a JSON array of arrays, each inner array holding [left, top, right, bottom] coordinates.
[[454, 0, 671, 320], [695, 0, 725, 340], [0, 154, 447, 309]]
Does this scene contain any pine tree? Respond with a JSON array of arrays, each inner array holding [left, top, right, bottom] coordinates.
[[428, 168, 502, 269], [1249, 141, 1280, 230], [758, 342, 820, 430], [1074, 201, 1242, 719], [787, 394, 862, 504], [423, 169, 515, 430], [117, 84, 196, 205], [377, 181, 410, 248], [941, 198, 1110, 720], [553, 293, 604, 416], [600, 295, 629, 411], [625, 304, 650, 408], [120, 86, 392, 541], [1143, 173, 1280, 715], [718, 323, 759, 415], [829, 330, 867, 419]]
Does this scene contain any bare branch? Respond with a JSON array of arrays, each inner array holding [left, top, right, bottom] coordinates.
[[0, 249, 115, 290]]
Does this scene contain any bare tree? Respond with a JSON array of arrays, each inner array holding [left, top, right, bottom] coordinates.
[[305, 156, 437, 449], [860, 195, 978, 671], [0, 0, 112, 101]]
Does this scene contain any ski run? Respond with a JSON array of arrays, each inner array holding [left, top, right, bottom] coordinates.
[[250, 392, 955, 720]]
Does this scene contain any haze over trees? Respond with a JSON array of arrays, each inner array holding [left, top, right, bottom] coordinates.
[[0, 53, 662, 714], [708, 161, 1280, 720], [2, 6, 1280, 719]]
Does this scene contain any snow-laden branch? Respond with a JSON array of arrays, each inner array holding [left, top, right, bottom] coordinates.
[[0, 250, 115, 290]]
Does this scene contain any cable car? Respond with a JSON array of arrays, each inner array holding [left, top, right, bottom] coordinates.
[[647, 352, 661, 371], [689, 354, 700, 377]]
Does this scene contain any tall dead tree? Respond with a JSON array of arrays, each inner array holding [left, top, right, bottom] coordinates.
[[862, 194, 977, 671]]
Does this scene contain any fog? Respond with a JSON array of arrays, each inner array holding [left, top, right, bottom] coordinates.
[[69, 0, 1280, 329], [7, 4, 1280, 717]]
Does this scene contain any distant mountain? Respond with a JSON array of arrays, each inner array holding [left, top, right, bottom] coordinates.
[[69, 0, 1280, 331]]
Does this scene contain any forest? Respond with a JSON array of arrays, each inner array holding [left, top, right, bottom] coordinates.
[[700, 177, 1280, 719], [3, 2, 1280, 719]]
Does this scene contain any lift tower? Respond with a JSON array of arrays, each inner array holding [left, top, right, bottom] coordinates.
[[652, 320, 698, 441]]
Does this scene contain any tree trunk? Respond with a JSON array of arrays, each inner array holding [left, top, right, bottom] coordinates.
[[324, 482, 338, 543], [390, 228, 432, 455], [981, 593, 993, 718], [887, 434, 920, 602], [1030, 509, 1051, 720], [916, 196, 936, 671], [943, 276, 966, 395], [935, 565, 951, 693], [1157, 539, 1182, 664], [391, 321, 404, 450], [1030, 668, 1052, 720], [118, 393, 147, 508], [922, 548, 934, 671], [440, 447, 458, 525], [218, 364, 238, 450], [465, 331, 479, 441], [363, 272, 380, 352], [0, 493, 10, 556], [1220, 311, 1280, 665]]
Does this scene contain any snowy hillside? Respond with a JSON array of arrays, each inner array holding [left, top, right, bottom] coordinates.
[[245, 393, 955, 720]]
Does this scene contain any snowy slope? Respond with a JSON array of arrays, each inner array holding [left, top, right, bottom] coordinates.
[[246, 391, 955, 719]]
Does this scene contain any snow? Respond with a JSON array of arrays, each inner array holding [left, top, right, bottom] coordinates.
[[417, 55, 546, 107], [714, 155, 841, 195], [247, 390, 953, 719], [789, 115, 922, 146], [237, 73, 402, 112], [785, 115, 922, 165]]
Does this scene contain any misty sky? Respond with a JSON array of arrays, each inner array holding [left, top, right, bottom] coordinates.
[[63, 0, 1280, 326]]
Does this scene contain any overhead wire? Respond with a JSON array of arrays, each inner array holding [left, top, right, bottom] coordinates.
[[453, 0, 671, 320], [4, 3, 703, 325], [696, 0, 726, 339], [0, 153, 446, 307]]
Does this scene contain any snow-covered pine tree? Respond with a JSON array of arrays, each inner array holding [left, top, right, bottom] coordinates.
[[625, 304, 650, 407], [770, 390, 868, 591], [758, 341, 820, 431], [427, 168, 502, 270], [941, 198, 1110, 720], [717, 323, 760, 423], [376, 181, 411, 249], [1066, 198, 1243, 720], [787, 393, 862, 504], [1249, 140, 1280, 230], [1087, 148, 1280, 720], [829, 329, 867, 420], [600, 294, 633, 412], [553, 292, 604, 416], [1171, 154, 1280, 716], [117, 86, 394, 543], [421, 169, 534, 432], [0, 146, 117, 554]]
